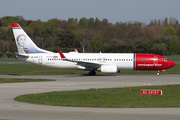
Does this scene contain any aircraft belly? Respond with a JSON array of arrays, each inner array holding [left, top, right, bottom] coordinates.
[[118, 62, 133, 70]]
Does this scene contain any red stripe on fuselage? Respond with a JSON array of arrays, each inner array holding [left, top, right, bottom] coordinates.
[[135, 54, 172, 70]]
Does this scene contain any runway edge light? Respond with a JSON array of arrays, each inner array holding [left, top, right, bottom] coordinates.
[[123, 84, 126, 91], [128, 84, 130, 91], [140, 89, 162, 95]]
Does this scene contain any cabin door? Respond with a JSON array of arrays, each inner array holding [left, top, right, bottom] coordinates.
[[39, 56, 42, 64]]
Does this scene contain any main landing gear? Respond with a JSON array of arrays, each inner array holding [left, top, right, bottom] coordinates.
[[89, 70, 96, 76]]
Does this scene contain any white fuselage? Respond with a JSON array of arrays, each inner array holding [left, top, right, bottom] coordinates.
[[17, 53, 135, 71]]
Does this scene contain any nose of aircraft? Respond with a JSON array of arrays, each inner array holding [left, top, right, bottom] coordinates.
[[169, 61, 176, 68]]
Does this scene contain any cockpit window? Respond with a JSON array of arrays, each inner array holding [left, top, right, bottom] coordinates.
[[162, 58, 169, 61]]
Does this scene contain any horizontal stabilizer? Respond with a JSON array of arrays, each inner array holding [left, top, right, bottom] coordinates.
[[5, 52, 29, 58]]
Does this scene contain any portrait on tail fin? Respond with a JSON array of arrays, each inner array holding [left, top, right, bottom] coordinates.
[[17, 34, 29, 54], [12, 23, 52, 54]]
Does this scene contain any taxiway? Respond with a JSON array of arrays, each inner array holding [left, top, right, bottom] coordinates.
[[0, 74, 180, 120]]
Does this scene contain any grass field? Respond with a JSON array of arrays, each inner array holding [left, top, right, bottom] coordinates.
[[0, 64, 179, 75], [14, 84, 180, 108], [0, 58, 21, 62], [0, 78, 55, 83]]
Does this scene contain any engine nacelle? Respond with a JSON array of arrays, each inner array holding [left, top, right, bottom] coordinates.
[[101, 65, 118, 73]]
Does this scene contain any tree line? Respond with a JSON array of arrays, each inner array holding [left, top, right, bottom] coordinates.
[[0, 16, 180, 58]]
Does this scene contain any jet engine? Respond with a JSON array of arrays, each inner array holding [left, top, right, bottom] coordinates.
[[101, 65, 118, 73]]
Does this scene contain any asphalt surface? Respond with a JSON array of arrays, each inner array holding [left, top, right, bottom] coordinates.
[[175, 61, 180, 64], [0, 74, 180, 120]]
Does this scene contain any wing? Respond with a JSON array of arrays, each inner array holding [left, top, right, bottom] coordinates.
[[57, 49, 101, 69]]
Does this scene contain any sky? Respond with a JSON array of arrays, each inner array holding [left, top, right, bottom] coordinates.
[[0, 0, 179, 24]]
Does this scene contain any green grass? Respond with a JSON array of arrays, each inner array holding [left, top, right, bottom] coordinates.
[[0, 58, 21, 62], [0, 64, 179, 75], [165, 55, 180, 61], [14, 84, 180, 108], [0, 78, 55, 83]]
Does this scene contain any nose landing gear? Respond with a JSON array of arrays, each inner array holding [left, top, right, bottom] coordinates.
[[156, 72, 160, 76], [157, 69, 166, 76]]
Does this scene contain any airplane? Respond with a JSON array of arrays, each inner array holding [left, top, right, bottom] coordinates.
[[11, 23, 176, 76]]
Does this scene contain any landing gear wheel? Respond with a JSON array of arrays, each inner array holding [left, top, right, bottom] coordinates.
[[89, 71, 93, 76], [156, 72, 160, 76], [89, 71, 96, 76], [93, 71, 96, 75]]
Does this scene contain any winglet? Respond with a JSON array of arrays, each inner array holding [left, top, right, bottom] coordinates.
[[74, 49, 78, 53], [58, 49, 66, 58]]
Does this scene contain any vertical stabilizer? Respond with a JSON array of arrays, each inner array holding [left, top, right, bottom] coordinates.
[[11, 23, 52, 54]]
